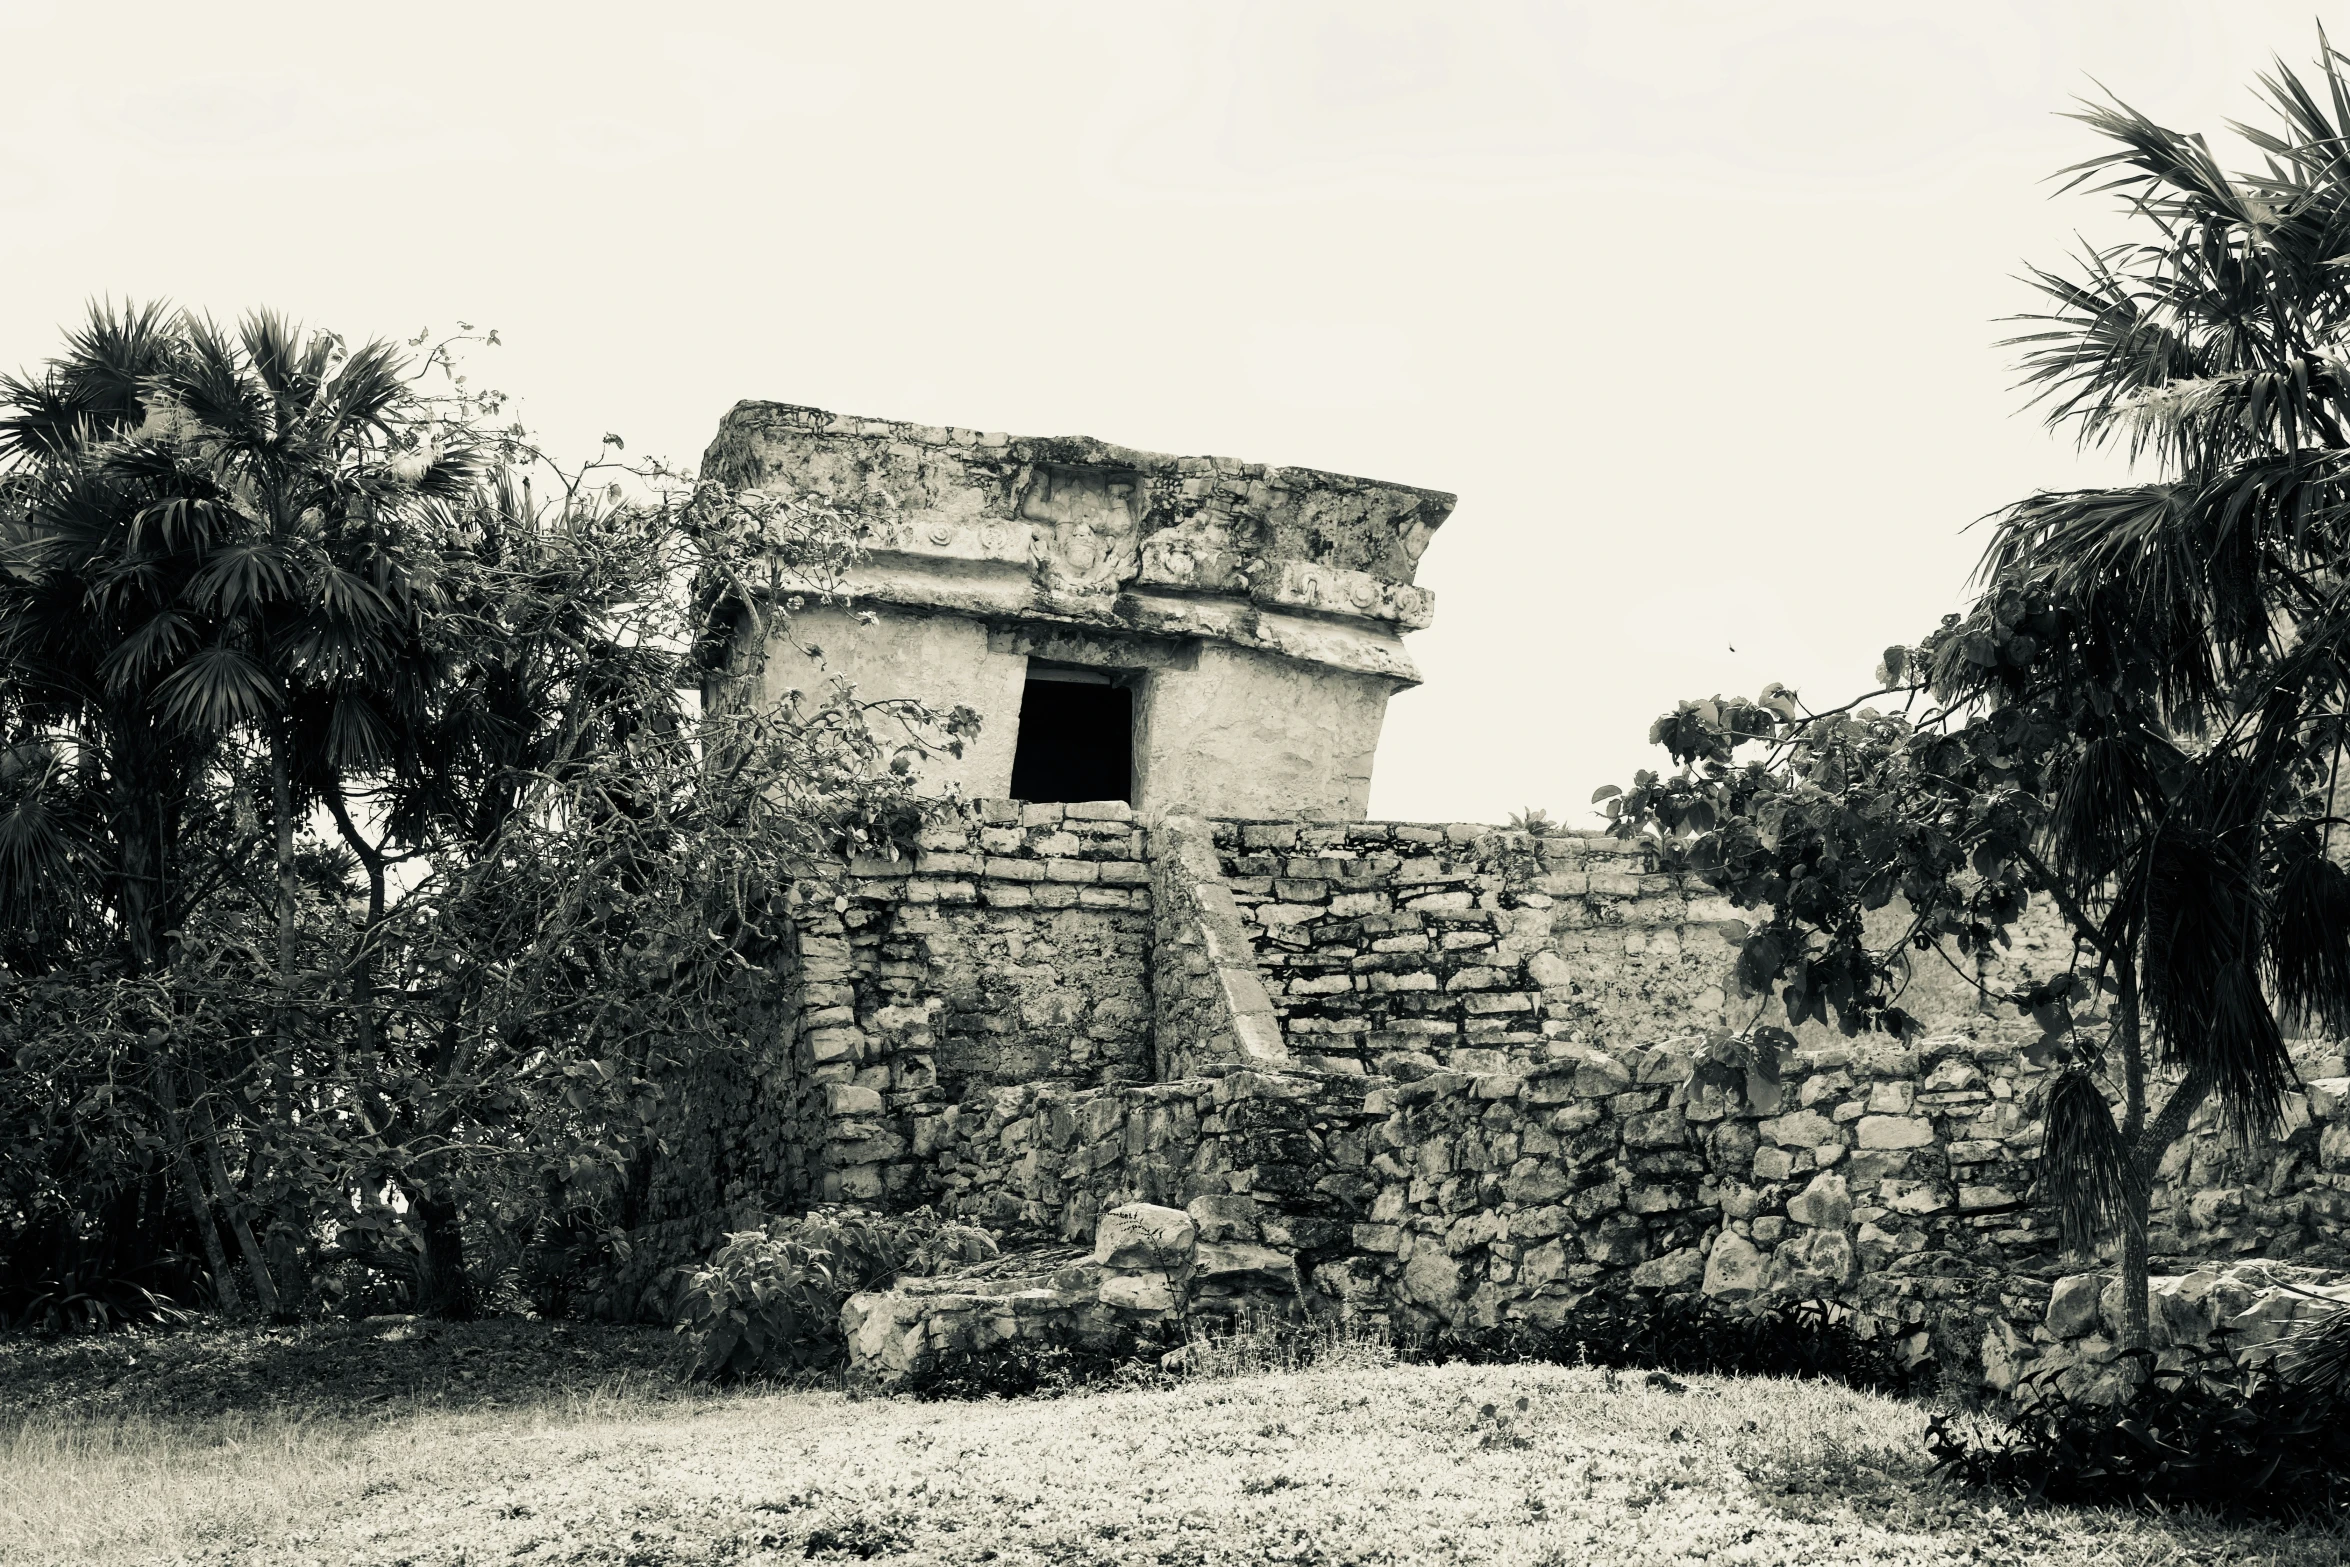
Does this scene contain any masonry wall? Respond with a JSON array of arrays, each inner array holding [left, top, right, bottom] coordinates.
[[791, 799, 1154, 1204], [912, 1043, 2350, 1378], [776, 805, 2350, 1389], [1216, 821, 1737, 1078]]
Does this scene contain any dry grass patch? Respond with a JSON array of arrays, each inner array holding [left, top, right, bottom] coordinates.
[[7, 1360, 2348, 1565]]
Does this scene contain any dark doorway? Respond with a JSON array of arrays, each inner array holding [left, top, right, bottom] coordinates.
[[1009, 670, 1132, 804]]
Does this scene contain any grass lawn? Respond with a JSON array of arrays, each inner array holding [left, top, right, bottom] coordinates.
[[4, 1326, 2346, 1566]]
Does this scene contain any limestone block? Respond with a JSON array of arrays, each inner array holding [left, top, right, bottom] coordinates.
[[1853, 1220, 1901, 1270], [1786, 1172, 1852, 1230], [826, 1082, 885, 1116], [1099, 1271, 1179, 1312], [2210, 1271, 2350, 1351], [1622, 1110, 1689, 1148], [1501, 1160, 1571, 1205], [1797, 1071, 1851, 1109], [1401, 1245, 1468, 1306], [2045, 1273, 2104, 1339], [1526, 950, 1572, 988], [1195, 1243, 1297, 1293], [1520, 1238, 1570, 1287], [1625, 1182, 1692, 1215], [1185, 1194, 1262, 1243], [1580, 1223, 1647, 1267], [1766, 1229, 1856, 1295], [1758, 1109, 1837, 1147], [1352, 1223, 1405, 1252], [1094, 1202, 1198, 1270], [1570, 1051, 1633, 1099], [2308, 1076, 2350, 1121], [1708, 1120, 1759, 1170], [2185, 1186, 2246, 1229], [807, 1026, 864, 1064], [1980, 1319, 2034, 1394], [1865, 1081, 1916, 1115], [1631, 1245, 1706, 1291], [1702, 1232, 1767, 1298], [1856, 1115, 1935, 1150], [1875, 1179, 1949, 1215], [842, 1291, 933, 1377]]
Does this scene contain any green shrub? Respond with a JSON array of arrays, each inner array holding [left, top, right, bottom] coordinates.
[[899, 1339, 1173, 1401], [673, 1206, 994, 1381], [1405, 1289, 1934, 1398], [1926, 1345, 2350, 1521]]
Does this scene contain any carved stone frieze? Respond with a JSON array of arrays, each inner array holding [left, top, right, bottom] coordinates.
[[706, 400, 1452, 684]]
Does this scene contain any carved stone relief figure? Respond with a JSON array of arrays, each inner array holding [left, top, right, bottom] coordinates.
[[1021, 465, 1142, 595]]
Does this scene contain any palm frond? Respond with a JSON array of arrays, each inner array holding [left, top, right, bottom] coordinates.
[[2043, 1068, 2130, 1250], [152, 642, 279, 733], [2267, 824, 2350, 1037]]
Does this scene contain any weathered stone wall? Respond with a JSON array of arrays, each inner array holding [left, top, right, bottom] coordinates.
[[2015, 1258, 2350, 1400], [893, 1025, 2350, 1388], [1148, 815, 1289, 1080], [784, 804, 2350, 1391], [1216, 822, 1737, 1079], [918, 1069, 1375, 1260], [790, 799, 1154, 1204]]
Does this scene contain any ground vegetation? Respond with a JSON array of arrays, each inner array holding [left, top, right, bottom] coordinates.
[[1608, 33, 2350, 1357]]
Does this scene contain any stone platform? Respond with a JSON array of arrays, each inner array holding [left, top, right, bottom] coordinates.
[[842, 1201, 1303, 1385]]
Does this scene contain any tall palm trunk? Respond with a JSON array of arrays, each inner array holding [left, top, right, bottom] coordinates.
[[412, 1192, 474, 1320], [2105, 949, 2214, 1358], [187, 1066, 282, 1318], [152, 1066, 246, 1317], [270, 724, 300, 1084], [2114, 965, 2151, 1354]]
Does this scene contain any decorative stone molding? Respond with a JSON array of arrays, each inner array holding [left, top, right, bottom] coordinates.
[[704, 400, 1451, 678]]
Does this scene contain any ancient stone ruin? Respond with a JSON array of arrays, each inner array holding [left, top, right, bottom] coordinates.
[[702, 401, 1449, 819], [637, 403, 2350, 1396]]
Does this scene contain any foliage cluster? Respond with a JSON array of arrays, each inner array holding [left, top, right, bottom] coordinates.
[[883, 1288, 1929, 1406], [1928, 1345, 2350, 1522], [674, 1207, 996, 1381], [1403, 1289, 1936, 1399], [1603, 34, 2350, 1354], [0, 303, 966, 1330], [899, 1339, 1176, 1402]]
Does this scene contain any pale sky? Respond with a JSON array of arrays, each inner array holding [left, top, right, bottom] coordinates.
[[0, 1, 2330, 824]]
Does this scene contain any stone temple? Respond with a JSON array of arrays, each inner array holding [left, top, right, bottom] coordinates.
[[635, 400, 2350, 1399], [700, 401, 1455, 818]]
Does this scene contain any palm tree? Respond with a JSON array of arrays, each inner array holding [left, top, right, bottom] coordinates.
[[1967, 36, 2350, 1352], [0, 304, 473, 1317]]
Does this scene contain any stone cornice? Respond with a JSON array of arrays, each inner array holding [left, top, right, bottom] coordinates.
[[704, 401, 1452, 681]]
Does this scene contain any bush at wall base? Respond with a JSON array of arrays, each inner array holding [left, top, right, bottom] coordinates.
[[1926, 1347, 2350, 1523], [889, 1287, 1935, 1403], [1406, 1291, 1936, 1399], [899, 1341, 1181, 1401], [673, 1207, 996, 1382]]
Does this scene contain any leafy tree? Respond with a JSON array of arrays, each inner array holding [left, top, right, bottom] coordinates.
[[1607, 38, 2350, 1355], [0, 302, 460, 1315], [271, 465, 937, 1317], [2, 304, 954, 1321]]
